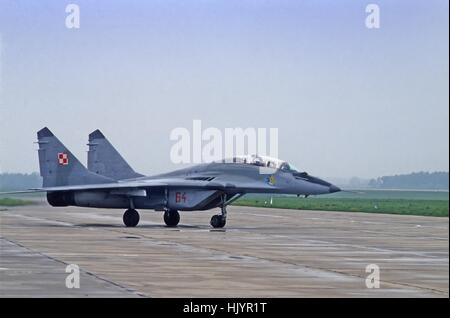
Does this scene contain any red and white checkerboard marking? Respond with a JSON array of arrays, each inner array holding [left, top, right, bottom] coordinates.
[[58, 153, 69, 165]]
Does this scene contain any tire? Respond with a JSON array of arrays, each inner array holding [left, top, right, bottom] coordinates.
[[123, 209, 140, 227], [164, 210, 180, 227], [210, 215, 226, 228]]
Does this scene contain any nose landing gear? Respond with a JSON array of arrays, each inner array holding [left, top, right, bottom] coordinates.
[[210, 201, 227, 228], [210, 214, 226, 228]]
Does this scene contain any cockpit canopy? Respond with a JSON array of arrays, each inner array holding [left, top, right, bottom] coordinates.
[[213, 154, 332, 186], [215, 154, 300, 172]]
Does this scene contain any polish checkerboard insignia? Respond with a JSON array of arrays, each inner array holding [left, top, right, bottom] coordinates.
[[58, 153, 69, 165], [266, 175, 276, 186]]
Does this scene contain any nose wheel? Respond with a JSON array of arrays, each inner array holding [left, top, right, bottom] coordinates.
[[210, 201, 227, 228], [123, 208, 140, 227], [210, 215, 226, 228], [164, 209, 180, 227]]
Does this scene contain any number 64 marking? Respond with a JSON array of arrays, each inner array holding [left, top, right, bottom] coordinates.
[[175, 192, 187, 203]]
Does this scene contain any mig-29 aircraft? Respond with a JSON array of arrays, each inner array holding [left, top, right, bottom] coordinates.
[[4, 128, 340, 228]]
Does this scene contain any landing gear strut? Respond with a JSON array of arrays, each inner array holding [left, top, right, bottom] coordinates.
[[123, 208, 140, 227], [164, 209, 180, 227]]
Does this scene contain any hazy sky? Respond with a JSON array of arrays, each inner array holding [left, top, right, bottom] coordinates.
[[0, 0, 448, 179]]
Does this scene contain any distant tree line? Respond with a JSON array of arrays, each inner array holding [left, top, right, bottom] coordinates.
[[0, 173, 42, 191], [368, 171, 449, 190]]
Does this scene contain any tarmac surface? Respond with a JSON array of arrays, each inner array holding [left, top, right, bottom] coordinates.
[[0, 203, 448, 297]]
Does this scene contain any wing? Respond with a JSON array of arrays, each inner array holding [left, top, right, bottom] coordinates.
[[0, 177, 280, 194]]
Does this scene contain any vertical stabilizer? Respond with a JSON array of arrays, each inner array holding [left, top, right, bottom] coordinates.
[[88, 129, 143, 180], [37, 127, 115, 187]]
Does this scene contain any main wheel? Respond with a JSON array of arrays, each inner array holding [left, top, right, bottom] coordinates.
[[123, 209, 140, 227], [164, 210, 180, 227], [210, 215, 226, 228]]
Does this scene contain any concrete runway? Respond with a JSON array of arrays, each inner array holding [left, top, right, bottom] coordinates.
[[0, 203, 448, 297]]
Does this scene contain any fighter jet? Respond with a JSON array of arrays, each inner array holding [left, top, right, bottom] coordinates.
[[5, 127, 340, 228]]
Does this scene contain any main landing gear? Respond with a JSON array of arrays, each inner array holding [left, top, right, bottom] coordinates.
[[164, 209, 180, 227], [122, 208, 180, 227], [123, 208, 140, 227]]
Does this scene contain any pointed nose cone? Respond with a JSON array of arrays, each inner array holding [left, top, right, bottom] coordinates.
[[329, 185, 341, 193]]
